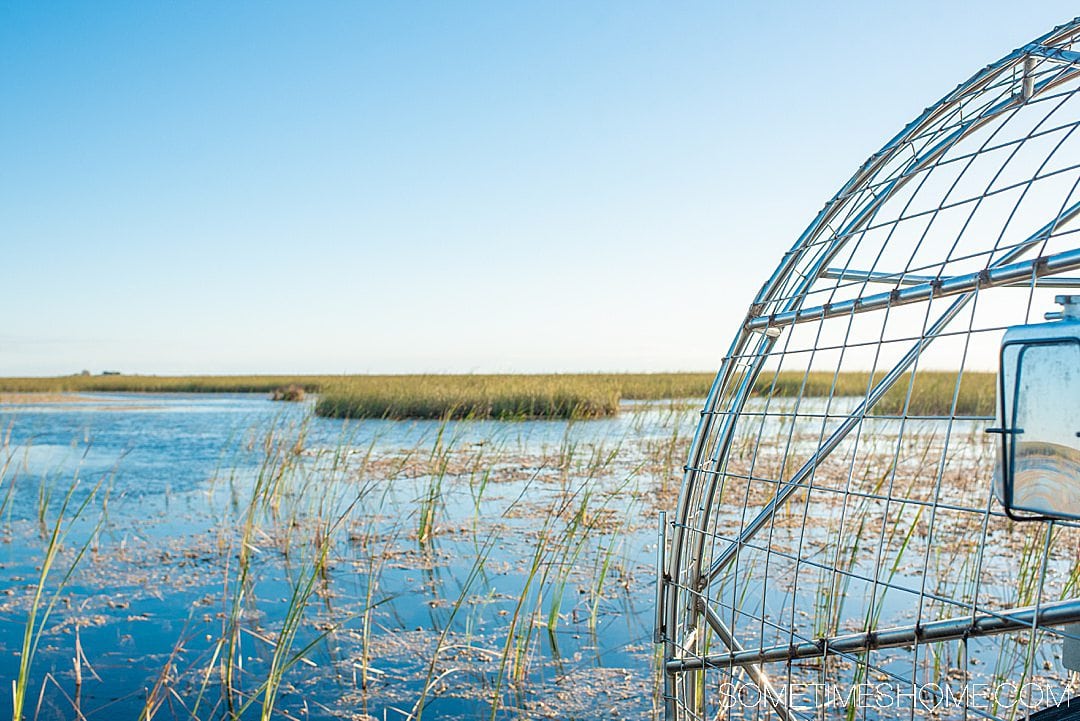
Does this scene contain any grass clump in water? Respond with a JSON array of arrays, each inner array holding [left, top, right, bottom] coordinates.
[[315, 375, 622, 420], [270, 384, 306, 402]]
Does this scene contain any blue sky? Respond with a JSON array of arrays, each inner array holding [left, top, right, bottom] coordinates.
[[2, 1, 1078, 375]]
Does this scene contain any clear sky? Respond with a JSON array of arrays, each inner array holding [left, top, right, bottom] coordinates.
[[2, 1, 1078, 376]]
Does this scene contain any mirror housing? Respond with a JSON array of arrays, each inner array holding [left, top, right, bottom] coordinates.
[[991, 296, 1080, 521]]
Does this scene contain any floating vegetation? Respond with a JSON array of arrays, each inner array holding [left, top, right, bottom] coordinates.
[[0, 393, 1071, 720], [0, 396, 689, 720]]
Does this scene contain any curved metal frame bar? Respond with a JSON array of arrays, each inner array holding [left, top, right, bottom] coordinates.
[[660, 17, 1080, 720]]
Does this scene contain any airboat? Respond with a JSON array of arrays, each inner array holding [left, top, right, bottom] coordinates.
[[657, 18, 1080, 721]]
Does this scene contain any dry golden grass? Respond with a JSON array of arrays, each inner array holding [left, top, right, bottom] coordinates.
[[0, 370, 995, 418]]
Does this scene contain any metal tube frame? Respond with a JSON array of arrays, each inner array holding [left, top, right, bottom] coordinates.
[[747, 245, 1080, 332], [659, 18, 1080, 721], [820, 267, 1080, 288], [667, 598, 1080, 672]]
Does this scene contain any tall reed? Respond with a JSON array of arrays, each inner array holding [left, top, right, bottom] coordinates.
[[13, 470, 108, 721]]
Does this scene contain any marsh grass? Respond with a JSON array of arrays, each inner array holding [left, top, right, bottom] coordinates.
[[412, 533, 498, 721], [0, 372, 716, 397], [315, 375, 623, 420], [752, 370, 996, 416], [219, 418, 313, 715], [12, 469, 108, 721], [0, 370, 997, 418], [4, 387, 1064, 721]]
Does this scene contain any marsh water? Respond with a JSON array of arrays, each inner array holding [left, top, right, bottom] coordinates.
[[0, 394, 693, 720], [1, 394, 1075, 721]]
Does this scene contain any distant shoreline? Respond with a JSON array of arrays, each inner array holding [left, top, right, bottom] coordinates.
[[0, 392, 101, 404], [0, 371, 997, 418]]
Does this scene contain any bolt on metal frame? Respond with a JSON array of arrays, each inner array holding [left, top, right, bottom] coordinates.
[[659, 18, 1080, 721]]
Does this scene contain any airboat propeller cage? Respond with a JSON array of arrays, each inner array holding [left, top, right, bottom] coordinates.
[[992, 295, 1080, 521], [659, 17, 1080, 721]]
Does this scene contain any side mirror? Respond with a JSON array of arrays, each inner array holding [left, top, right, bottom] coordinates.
[[991, 296, 1080, 521]]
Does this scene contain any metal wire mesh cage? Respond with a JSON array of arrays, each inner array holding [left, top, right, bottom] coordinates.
[[657, 19, 1080, 721]]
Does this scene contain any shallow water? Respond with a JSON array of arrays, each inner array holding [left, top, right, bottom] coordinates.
[[0, 394, 696, 720], [4, 394, 1066, 721]]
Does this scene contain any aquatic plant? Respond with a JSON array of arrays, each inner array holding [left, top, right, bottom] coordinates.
[[0, 370, 998, 418], [315, 375, 622, 420], [2, 389, 1072, 720], [12, 469, 108, 721], [269, 385, 306, 402]]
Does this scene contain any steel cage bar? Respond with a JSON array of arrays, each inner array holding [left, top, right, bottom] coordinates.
[[660, 18, 1080, 721]]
